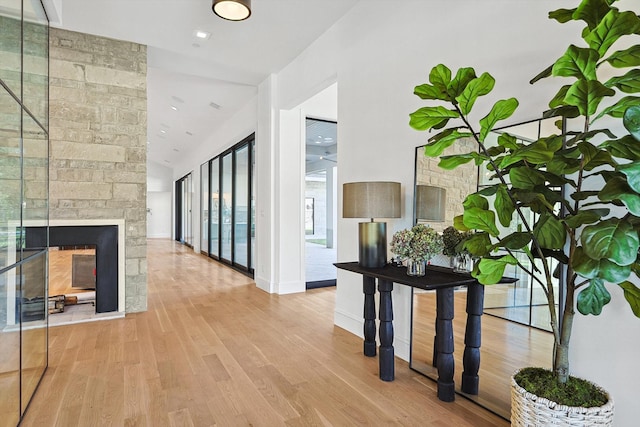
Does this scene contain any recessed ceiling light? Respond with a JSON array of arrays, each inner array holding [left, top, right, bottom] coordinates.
[[160, 130, 166, 134], [194, 30, 211, 40], [186, 131, 193, 136], [173, 148, 180, 152], [209, 101, 222, 110], [171, 105, 178, 111], [315, 140, 322, 144]]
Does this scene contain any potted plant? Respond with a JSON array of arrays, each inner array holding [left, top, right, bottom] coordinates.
[[390, 224, 444, 276], [442, 226, 472, 272], [409, 0, 640, 425]]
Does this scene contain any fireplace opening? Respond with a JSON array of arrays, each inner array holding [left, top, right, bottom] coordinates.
[[48, 245, 97, 315], [26, 226, 119, 314]]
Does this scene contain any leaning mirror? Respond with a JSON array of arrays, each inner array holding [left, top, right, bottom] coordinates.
[[410, 118, 557, 419]]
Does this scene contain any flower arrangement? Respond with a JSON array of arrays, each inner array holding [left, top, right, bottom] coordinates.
[[442, 226, 471, 257], [390, 224, 444, 261]]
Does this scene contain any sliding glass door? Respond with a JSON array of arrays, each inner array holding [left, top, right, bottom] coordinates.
[[200, 135, 254, 275]]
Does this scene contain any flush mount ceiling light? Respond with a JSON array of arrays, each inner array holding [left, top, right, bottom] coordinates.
[[212, 0, 251, 21]]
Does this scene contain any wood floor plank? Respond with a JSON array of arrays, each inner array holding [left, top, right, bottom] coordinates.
[[20, 239, 509, 426]]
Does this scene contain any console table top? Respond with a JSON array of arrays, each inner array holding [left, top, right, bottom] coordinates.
[[334, 262, 477, 291]]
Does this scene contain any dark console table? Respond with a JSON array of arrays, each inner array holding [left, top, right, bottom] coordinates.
[[334, 262, 485, 402]]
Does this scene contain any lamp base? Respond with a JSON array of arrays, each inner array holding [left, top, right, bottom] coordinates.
[[358, 222, 387, 268]]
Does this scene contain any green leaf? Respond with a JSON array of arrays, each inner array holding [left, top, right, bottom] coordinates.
[[474, 255, 518, 285], [429, 64, 452, 93], [499, 232, 531, 250], [463, 194, 489, 210], [414, 84, 448, 101], [577, 141, 615, 171], [618, 281, 640, 317], [456, 72, 495, 115], [410, 106, 459, 131], [552, 45, 599, 80], [497, 133, 519, 150], [584, 9, 640, 56], [495, 184, 515, 227], [571, 190, 600, 202], [624, 105, 640, 142], [438, 152, 486, 170], [530, 64, 553, 84], [564, 209, 610, 228], [500, 138, 555, 168], [453, 215, 470, 232], [573, 0, 612, 30], [423, 129, 472, 157], [447, 67, 476, 99], [581, 217, 640, 265], [618, 162, 640, 193], [600, 134, 640, 160], [463, 207, 500, 237], [598, 176, 640, 216], [543, 105, 581, 120], [549, 8, 576, 24], [463, 232, 492, 256], [573, 247, 631, 282], [577, 279, 611, 315], [593, 96, 640, 121], [606, 45, 640, 68], [509, 167, 545, 190], [564, 79, 615, 116], [479, 98, 519, 142], [549, 85, 572, 109], [605, 69, 640, 93], [533, 213, 566, 250]]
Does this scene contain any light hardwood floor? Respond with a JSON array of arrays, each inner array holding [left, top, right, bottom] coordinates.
[[21, 239, 508, 426]]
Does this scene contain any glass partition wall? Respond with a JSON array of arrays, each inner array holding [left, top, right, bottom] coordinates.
[[200, 134, 255, 275], [0, 1, 50, 425]]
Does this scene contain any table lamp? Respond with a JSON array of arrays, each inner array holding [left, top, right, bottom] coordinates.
[[343, 181, 401, 268], [415, 185, 446, 222]]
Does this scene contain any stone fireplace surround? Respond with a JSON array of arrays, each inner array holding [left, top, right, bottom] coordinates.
[[25, 219, 126, 313]]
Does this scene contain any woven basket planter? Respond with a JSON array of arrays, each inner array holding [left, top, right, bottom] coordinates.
[[511, 370, 614, 427]]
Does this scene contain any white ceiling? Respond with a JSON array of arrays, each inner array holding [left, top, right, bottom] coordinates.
[[48, 0, 359, 166]]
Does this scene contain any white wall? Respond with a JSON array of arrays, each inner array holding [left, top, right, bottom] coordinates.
[[147, 160, 173, 238], [169, 1, 639, 424]]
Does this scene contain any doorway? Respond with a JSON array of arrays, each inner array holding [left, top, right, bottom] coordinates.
[[175, 172, 193, 247], [305, 118, 337, 288]]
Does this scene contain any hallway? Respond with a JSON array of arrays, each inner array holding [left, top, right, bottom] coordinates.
[[21, 239, 507, 426]]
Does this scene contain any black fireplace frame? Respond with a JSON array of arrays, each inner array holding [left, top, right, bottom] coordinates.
[[26, 226, 119, 313]]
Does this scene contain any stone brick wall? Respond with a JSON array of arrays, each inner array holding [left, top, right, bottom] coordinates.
[[49, 28, 148, 312], [415, 137, 477, 233]]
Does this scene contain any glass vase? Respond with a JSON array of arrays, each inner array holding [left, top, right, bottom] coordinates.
[[453, 253, 472, 273], [406, 258, 426, 276]]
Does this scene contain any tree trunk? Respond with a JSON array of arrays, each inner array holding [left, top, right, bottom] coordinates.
[[554, 309, 574, 384]]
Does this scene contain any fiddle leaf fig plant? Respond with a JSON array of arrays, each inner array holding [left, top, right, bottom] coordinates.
[[410, 0, 640, 393]]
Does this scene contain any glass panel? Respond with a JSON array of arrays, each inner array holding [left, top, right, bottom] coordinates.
[[22, 111, 48, 227], [250, 142, 255, 270], [210, 159, 219, 258], [0, 0, 21, 98], [0, 87, 22, 270], [221, 153, 233, 261], [0, 266, 20, 426], [20, 252, 47, 415], [22, 0, 48, 129], [200, 163, 209, 253], [234, 145, 248, 268]]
